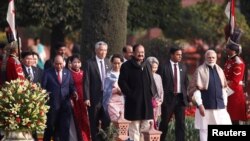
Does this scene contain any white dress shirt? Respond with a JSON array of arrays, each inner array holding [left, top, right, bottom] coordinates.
[[170, 60, 181, 93]]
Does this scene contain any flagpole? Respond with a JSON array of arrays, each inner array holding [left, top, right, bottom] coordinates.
[[16, 27, 21, 61]]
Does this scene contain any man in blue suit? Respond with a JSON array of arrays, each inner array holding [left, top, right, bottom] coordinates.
[[42, 55, 77, 141]]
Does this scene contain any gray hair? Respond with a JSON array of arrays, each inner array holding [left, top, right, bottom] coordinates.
[[204, 50, 217, 58], [95, 41, 108, 50], [147, 56, 159, 65]]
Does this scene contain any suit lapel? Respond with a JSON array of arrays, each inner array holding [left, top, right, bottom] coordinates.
[[93, 58, 102, 81], [22, 65, 29, 78], [32, 67, 37, 82], [61, 68, 67, 84], [104, 59, 110, 74], [167, 61, 174, 81], [52, 69, 60, 84], [178, 63, 183, 84]]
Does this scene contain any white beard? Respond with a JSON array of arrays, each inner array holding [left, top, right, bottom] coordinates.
[[205, 62, 216, 67]]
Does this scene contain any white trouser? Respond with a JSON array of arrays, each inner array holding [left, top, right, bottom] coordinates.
[[199, 129, 207, 141], [128, 120, 152, 141]]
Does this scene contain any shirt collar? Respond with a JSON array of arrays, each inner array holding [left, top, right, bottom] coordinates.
[[95, 56, 104, 62], [170, 60, 178, 66]]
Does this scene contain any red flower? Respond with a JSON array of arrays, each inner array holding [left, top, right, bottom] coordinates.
[[40, 111, 44, 116], [16, 117, 21, 123], [185, 106, 196, 117]]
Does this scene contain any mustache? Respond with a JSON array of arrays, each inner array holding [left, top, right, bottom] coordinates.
[[137, 55, 144, 57]]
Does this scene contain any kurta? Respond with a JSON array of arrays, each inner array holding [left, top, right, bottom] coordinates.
[[118, 58, 155, 120], [224, 56, 247, 121], [71, 70, 91, 141]]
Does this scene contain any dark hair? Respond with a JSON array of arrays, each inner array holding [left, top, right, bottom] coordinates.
[[122, 46, 127, 53], [55, 42, 66, 50], [169, 46, 182, 55], [122, 45, 133, 53], [132, 44, 143, 52], [21, 51, 34, 59], [70, 54, 81, 62], [111, 54, 124, 63]]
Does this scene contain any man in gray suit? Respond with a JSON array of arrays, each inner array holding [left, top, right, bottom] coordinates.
[[84, 41, 111, 141]]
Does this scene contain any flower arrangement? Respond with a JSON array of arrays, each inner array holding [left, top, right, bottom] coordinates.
[[0, 78, 50, 131]]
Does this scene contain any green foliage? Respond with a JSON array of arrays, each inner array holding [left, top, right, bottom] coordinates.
[[0, 0, 82, 32], [166, 117, 199, 141], [240, 0, 250, 27], [166, 1, 227, 45], [128, 0, 182, 31], [97, 123, 118, 141], [138, 38, 174, 64], [18, 0, 82, 31]]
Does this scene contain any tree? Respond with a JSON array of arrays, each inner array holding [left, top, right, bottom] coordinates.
[[160, 1, 228, 47], [0, 0, 82, 57], [240, 0, 250, 27], [81, 0, 128, 60], [127, 0, 182, 32]]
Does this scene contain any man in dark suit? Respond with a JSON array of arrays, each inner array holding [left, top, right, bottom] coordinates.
[[42, 55, 77, 141], [21, 51, 43, 84], [158, 46, 189, 141], [84, 41, 111, 141]]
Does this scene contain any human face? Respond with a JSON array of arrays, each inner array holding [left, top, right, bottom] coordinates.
[[22, 55, 34, 67], [112, 58, 122, 72], [95, 44, 108, 59], [32, 55, 38, 67], [151, 63, 158, 73], [225, 47, 236, 57], [54, 56, 64, 71], [71, 58, 81, 71], [124, 46, 133, 60], [95, 44, 107, 59], [171, 50, 182, 63], [133, 45, 145, 63], [57, 47, 66, 57], [205, 51, 217, 65]]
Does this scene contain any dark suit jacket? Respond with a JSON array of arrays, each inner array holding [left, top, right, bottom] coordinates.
[[42, 68, 75, 110], [159, 61, 189, 106], [84, 57, 111, 106], [22, 65, 43, 84]]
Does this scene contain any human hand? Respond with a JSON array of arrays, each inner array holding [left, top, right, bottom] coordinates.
[[198, 104, 205, 117], [73, 92, 78, 101], [71, 100, 74, 107], [85, 100, 91, 107]]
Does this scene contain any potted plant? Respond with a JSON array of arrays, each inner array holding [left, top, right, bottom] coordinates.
[[0, 78, 50, 140]]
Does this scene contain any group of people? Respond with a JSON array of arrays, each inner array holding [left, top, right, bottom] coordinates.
[[0, 27, 248, 141]]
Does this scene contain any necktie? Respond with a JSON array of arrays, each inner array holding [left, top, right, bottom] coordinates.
[[100, 60, 105, 88], [57, 71, 61, 84], [28, 68, 33, 81], [174, 64, 178, 94]]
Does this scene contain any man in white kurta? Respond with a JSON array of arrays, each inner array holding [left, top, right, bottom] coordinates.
[[188, 50, 231, 141]]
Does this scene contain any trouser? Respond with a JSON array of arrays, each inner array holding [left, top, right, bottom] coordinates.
[[128, 120, 152, 141], [199, 129, 207, 141]]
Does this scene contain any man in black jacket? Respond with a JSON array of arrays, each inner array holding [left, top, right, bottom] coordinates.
[[118, 44, 156, 141]]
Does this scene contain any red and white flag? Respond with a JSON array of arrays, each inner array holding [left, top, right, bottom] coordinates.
[[6, 0, 17, 41], [225, 0, 235, 35]]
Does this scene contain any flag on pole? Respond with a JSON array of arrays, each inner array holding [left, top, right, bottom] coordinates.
[[6, 0, 17, 41], [224, 0, 235, 36]]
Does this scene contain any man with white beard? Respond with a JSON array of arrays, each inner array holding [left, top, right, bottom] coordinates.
[[188, 50, 232, 141]]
